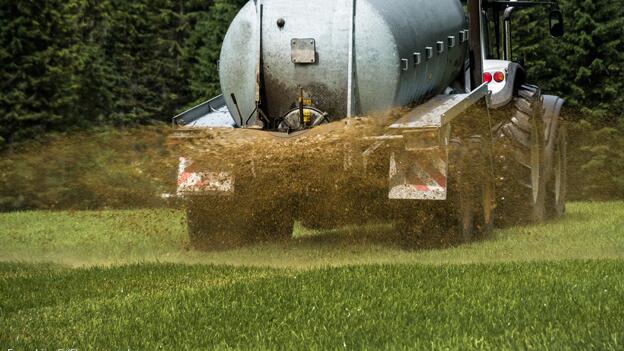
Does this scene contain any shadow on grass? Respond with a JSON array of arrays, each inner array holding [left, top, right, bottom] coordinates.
[[191, 222, 474, 254], [555, 211, 593, 224]]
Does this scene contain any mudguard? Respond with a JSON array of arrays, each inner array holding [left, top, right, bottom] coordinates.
[[385, 83, 489, 200], [483, 60, 524, 109]]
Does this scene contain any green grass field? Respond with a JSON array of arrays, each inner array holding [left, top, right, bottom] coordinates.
[[1, 202, 623, 350], [1, 202, 623, 268]]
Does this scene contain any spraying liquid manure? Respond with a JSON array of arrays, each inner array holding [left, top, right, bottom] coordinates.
[[171, 0, 568, 250]]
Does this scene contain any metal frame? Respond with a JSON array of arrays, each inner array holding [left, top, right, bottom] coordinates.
[[346, 0, 356, 118], [173, 95, 230, 127], [362, 83, 491, 201], [479, 0, 561, 61], [389, 83, 489, 129], [468, 0, 485, 88]]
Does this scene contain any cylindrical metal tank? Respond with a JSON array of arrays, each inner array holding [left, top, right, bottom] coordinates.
[[219, 0, 468, 127]]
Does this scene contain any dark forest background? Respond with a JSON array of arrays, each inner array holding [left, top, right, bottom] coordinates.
[[0, 0, 623, 210], [0, 0, 245, 143]]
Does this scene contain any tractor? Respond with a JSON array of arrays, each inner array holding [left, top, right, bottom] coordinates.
[[171, 0, 567, 249]]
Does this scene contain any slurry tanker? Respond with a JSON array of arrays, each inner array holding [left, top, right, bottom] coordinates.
[[172, 0, 567, 249]]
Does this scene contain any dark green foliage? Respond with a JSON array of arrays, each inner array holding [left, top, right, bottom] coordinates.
[[0, 1, 101, 142], [511, 1, 624, 199], [184, 0, 247, 106], [0, 0, 235, 143], [578, 123, 624, 200], [513, 0, 624, 122], [104, 0, 206, 122]]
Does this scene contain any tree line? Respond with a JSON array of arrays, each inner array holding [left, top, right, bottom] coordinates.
[[512, 0, 624, 199], [0, 0, 622, 200], [1, 0, 622, 139], [0, 0, 245, 147]]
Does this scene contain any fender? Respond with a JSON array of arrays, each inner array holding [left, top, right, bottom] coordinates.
[[483, 59, 524, 109], [381, 83, 490, 200]]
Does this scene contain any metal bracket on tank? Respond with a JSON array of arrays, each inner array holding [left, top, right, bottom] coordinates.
[[291, 38, 317, 64]]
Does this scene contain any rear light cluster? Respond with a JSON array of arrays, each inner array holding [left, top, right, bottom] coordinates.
[[483, 71, 505, 83]]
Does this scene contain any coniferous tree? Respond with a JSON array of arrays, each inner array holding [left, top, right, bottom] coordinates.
[[513, 0, 624, 122], [511, 1, 624, 199], [65, 0, 116, 126], [184, 0, 246, 105], [104, 1, 155, 122], [0, 1, 73, 143], [0, 0, 116, 144]]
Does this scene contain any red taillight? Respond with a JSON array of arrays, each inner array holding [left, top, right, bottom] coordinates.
[[494, 71, 505, 82], [483, 72, 493, 83]]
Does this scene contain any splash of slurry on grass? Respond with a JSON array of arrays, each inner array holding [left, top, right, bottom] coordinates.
[[1, 202, 623, 269], [0, 112, 432, 267], [0, 112, 403, 212], [0, 125, 179, 211], [0, 112, 444, 261], [166, 110, 444, 249], [1, 109, 621, 267], [170, 112, 396, 201]]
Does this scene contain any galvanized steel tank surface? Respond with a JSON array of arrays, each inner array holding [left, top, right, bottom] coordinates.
[[219, 0, 468, 127]]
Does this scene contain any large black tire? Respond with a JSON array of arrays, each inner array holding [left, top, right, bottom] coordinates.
[[398, 136, 495, 249], [187, 195, 294, 251], [545, 123, 567, 218], [495, 84, 547, 224]]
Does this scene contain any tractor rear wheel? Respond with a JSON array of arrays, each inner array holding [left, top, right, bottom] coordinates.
[[495, 84, 547, 224]]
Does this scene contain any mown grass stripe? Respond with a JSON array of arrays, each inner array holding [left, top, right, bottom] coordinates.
[[1, 261, 622, 350]]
